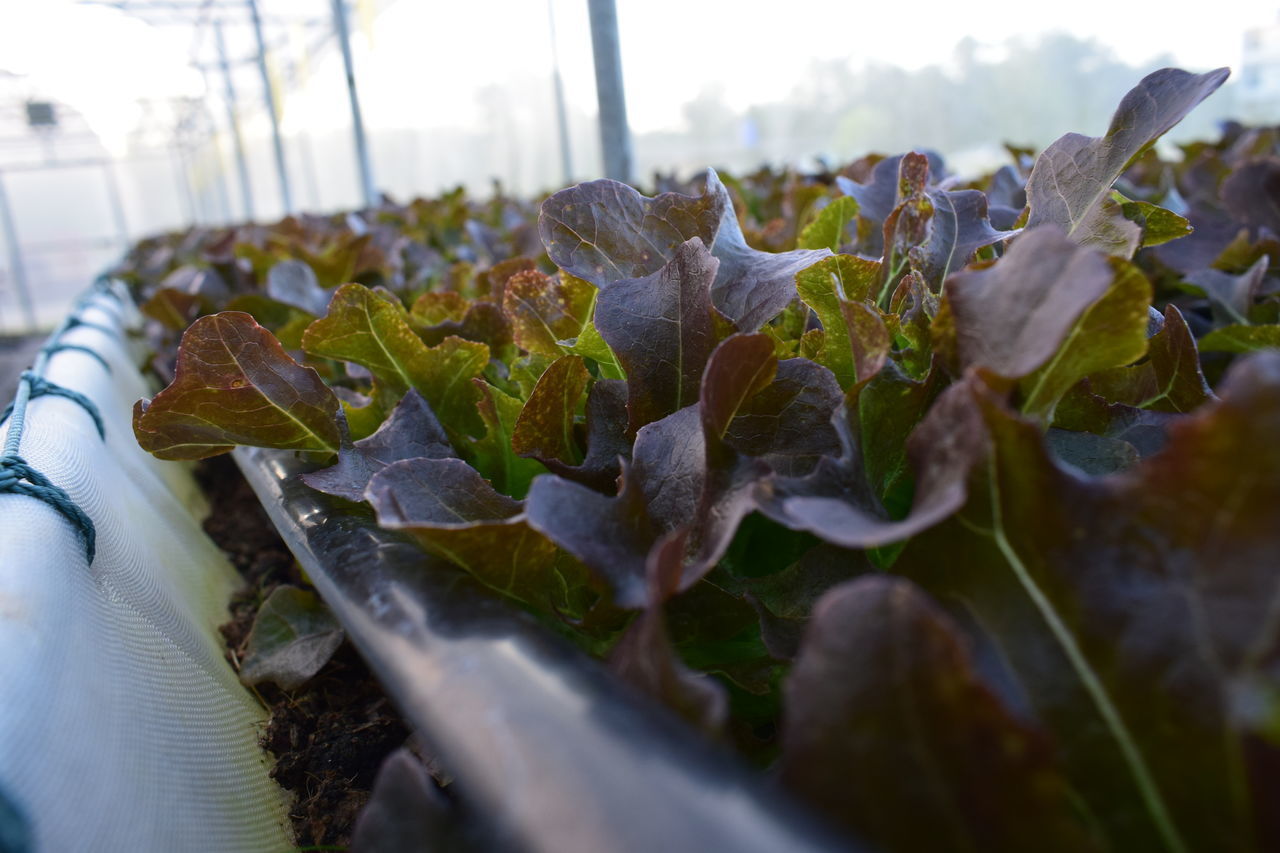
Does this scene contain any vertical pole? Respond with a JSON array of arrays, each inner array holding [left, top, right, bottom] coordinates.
[[547, 0, 573, 185], [102, 162, 130, 249], [215, 21, 256, 221], [297, 132, 322, 210], [170, 142, 198, 226], [196, 74, 235, 223], [247, 0, 293, 214], [329, 0, 377, 209], [0, 174, 37, 331], [207, 129, 234, 223], [586, 0, 632, 184]]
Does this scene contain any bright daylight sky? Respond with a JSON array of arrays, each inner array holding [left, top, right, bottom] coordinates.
[[0, 0, 1275, 150]]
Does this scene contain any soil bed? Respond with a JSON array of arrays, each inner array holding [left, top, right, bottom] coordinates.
[[197, 455, 410, 849]]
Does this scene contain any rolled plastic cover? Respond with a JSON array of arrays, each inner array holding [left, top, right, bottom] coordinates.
[[0, 291, 293, 852]]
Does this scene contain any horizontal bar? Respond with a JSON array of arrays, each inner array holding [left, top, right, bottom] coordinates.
[[232, 446, 859, 853], [0, 155, 176, 174], [6, 237, 120, 252]]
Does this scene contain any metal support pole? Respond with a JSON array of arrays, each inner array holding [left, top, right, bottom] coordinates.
[[329, 0, 377, 209], [170, 142, 198, 226], [207, 132, 234, 223], [586, 0, 632, 184], [0, 174, 37, 331], [247, 0, 293, 214], [215, 21, 255, 221], [196, 75, 235, 223], [548, 0, 573, 185], [296, 132, 322, 210], [102, 162, 130, 250]]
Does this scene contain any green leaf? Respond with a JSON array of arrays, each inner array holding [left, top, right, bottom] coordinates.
[[238, 586, 344, 691], [413, 301, 513, 356], [795, 255, 887, 388], [512, 355, 589, 467], [1026, 67, 1229, 256], [303, 283, 489, 437], [368, 457, 592, 618], [341, 395, 385, 441], [1088, 305, 1214, 412], [141, 287, 204, 331], [857, 361, 945, 517], [222, 292, 305, 333], [797, 196, 859, 252], [531, 379, 630, 494], [468, 379, 545, 500], [133, 311, 340, 460], [410, 290, 468, 325], [886, 271, 937, 378], [302, 283, 420, 398], [1198, 324, 1280, 354], [560, 318, 625, 380], [1018, 257, 1153, 419], [502, 269, 596, 357], [935, 227, 1116, 380], [1116, 194, 1194, 247]]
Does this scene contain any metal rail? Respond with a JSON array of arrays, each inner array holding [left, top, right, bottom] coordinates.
[[232, 445, 859, 853]]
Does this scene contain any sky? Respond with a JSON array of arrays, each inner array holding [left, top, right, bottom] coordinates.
[[0, 0, 1274, 151], [350, 0, 1275, 133], [604, 0, 1271, 130]]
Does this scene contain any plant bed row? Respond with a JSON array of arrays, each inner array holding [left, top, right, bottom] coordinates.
[[195, 454, 412, 849], [231, 444, 847, 851], [116, 66, 1280, 851]]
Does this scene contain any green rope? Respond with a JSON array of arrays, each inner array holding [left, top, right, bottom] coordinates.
[[0, 455, 95, 563], [1, 371, 104, 439], [0, 297, 113, 565], [0, 782, 31, 853], [75, 287, 125, 319], [40, 343, 112, 373], [64, 315, 118, 338]]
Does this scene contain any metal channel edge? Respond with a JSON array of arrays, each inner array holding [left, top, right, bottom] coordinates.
[[232, 445, 861, 853]]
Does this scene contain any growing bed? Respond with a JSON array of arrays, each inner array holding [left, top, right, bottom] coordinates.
[[5, 64, 1280, 852]]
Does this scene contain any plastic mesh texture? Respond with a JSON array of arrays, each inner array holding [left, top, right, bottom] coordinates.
[[0, 294, 294, 852]]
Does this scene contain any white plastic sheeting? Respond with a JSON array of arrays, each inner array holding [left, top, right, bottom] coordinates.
[[0, 290, 293, 852]]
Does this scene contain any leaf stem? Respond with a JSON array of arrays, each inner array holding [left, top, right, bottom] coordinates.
[[988, 467, 1187, 853]]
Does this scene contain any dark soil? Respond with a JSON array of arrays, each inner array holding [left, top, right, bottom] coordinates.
[[197, 455, 410, 850]]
